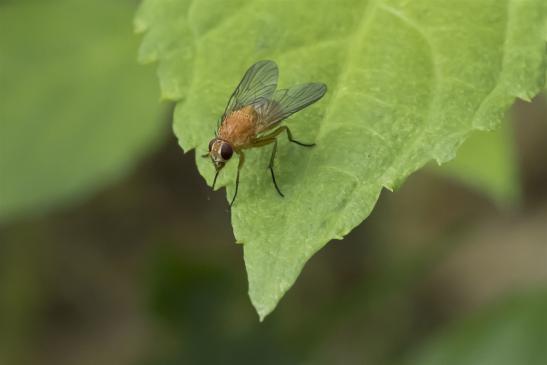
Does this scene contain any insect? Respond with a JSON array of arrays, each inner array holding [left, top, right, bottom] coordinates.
[[204, 60, 327, 206]]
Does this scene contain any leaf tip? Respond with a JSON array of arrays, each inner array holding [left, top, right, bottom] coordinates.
[[249, 288, 277, 322], [255, 305, 272, 322]]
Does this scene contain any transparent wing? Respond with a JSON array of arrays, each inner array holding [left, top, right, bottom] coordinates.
[[255, 82, 327, 132], [222, 60, 279, 120]]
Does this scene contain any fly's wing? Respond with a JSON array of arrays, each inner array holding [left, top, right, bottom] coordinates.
[[255, 82, 327, 132], [221, 60, 279, 121]]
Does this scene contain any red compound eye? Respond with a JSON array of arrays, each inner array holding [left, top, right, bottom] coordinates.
[[220, 143, 233, 160]]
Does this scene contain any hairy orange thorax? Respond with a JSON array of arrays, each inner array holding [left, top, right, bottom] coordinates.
[[218, 105, 258, 149]]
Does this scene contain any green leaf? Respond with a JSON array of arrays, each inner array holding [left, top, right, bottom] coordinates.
[[435, 120, 520, 205], [136, 0, 547, 319], [0, 0, 164, 222], [405, 291, 547, 365]]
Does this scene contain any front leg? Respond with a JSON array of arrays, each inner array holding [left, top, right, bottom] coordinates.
[[230, 151, 245, 207]]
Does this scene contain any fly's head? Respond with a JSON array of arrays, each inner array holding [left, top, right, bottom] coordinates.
[[208, 138, 233, 171]]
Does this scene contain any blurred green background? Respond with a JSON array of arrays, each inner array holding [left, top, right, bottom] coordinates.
[[1, 1, 546, 365]]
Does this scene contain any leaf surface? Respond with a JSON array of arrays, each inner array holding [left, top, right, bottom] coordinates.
[[136, 0, 547, 319]]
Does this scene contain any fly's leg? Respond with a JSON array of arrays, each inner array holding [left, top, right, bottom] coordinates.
[[268, 139, 284, 197], [260, 126, 315, 147], [250, 137, 284, 198], [230, 151, 245, 207], [284, 126, 315, 147], [251, 127, 316, 198]]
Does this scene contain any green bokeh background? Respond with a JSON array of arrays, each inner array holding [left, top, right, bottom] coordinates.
[[1, 1, 546, 365]]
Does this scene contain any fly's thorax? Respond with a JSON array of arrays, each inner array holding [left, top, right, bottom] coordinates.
[[208, 138, 233, 170], [218, 105, 258, 148]]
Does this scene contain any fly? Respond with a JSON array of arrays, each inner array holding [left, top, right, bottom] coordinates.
[[203, 60, 327, 206]]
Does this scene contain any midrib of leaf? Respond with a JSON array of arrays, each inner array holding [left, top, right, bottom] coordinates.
[[324, 0, 379, 122], [302, 2, 378, 208]]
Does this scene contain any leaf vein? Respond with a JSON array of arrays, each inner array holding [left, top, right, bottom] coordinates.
[[378, 3, 441, 185]]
